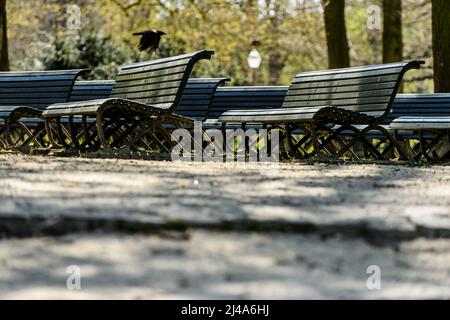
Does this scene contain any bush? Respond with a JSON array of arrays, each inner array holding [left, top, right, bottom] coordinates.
[[42, 30, 138, 80]]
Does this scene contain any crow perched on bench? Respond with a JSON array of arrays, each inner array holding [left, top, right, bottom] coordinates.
[[132, 30, 166, 55]]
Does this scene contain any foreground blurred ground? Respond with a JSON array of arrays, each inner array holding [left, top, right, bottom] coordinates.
[[0, 154, 449, 299]]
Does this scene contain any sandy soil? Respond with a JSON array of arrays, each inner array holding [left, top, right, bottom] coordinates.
[[1, 232, 450, 299], [0, 154, 449, 299]]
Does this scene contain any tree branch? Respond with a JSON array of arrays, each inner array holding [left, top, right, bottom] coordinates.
[[110, 0, 144, 14]]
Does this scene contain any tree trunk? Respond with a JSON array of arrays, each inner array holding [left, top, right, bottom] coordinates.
[[432, 0, 450, 92], [267, 1, 285, 84], [268, 51, 284, 85], [382, 0, 403, 63], [0, 0, 9, 71], [322, 0, 350, 68]]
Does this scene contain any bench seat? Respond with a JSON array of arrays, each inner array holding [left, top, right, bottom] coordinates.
[[218, 105, 387, 124], [390, 117, 450, 130], [0, 105, 43, 119], [43, 98, 160, 117], [218, 106, 324, 123]]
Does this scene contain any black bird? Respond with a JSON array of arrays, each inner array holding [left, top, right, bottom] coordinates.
[[132, 29, 166, 55]]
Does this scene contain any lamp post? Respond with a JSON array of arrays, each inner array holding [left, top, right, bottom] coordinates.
[[248, 48, 261, 85]]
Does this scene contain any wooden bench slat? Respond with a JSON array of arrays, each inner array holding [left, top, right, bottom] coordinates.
[[283, 89, 395, 102], [288, 81, 397, 94], [0, 92, 70, 99], [115, 65, 187, 82], [0, 75, 84, 82], [113, 88, 180, 100], [0, 81, 77, 89], [296, 61, 411, 77], [179, 96, 213, 102], [293, 67, 405, 84], [112, 73, 186, 90], [117, 58, 193, 76], [291, 75, 399, 90], [121, 51, 207, 69], [0, 87, 72, 93], [282, 97, 391, 109], [112, 80, 182, 95]]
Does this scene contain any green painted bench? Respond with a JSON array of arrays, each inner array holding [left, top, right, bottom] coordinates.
[[218, 61, 424, 161], [42, 50, 214, 152], [390, 94, 450, 161], [0, 69, 87, 150]]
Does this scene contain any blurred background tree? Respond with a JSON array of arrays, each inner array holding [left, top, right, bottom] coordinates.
[[42, 31, 137, 79], [432, 0, 450, 92], [383, 0, 403, 63], [322, 0, 350, 68], [1, 0, 444, 92], [383, 0, 403, 92], [0, 0, 9, 71]]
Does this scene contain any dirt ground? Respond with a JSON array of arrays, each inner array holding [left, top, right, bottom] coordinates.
[[0, 154, 449, 299]]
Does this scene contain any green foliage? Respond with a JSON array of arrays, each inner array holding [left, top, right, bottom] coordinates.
[[5, 0, 435, 91], [0, 0, 9, 71], [42, 31, 137, 80]]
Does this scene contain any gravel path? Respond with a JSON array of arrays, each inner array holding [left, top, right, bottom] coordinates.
[[0, 154, 449, 299], [0, 232, 449, 299]]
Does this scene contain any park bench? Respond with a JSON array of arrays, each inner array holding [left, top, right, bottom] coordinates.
[[201, 83, 448, 162], [66, 78, 229, 150], [218, 61, 424, 162], [334, 94, 450, 161], [0, 69, 88, 150], [41, 50, 214, 153], [53, 78, 228, 153], [389, 94, 450, 161]]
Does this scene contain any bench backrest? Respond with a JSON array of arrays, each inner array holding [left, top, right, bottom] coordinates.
[[0, 69, 88, 109], [282, 60, 424, 119], [110, 50, 214, 112], [69, 80, 115, 102], [207, 86, 288, 120], [176, 78, 229, 121], [388, 93, 450, 123]]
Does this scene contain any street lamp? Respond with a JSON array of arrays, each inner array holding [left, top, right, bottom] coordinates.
[[248, 49, 262, 69], [248, 49, 261, 85]]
